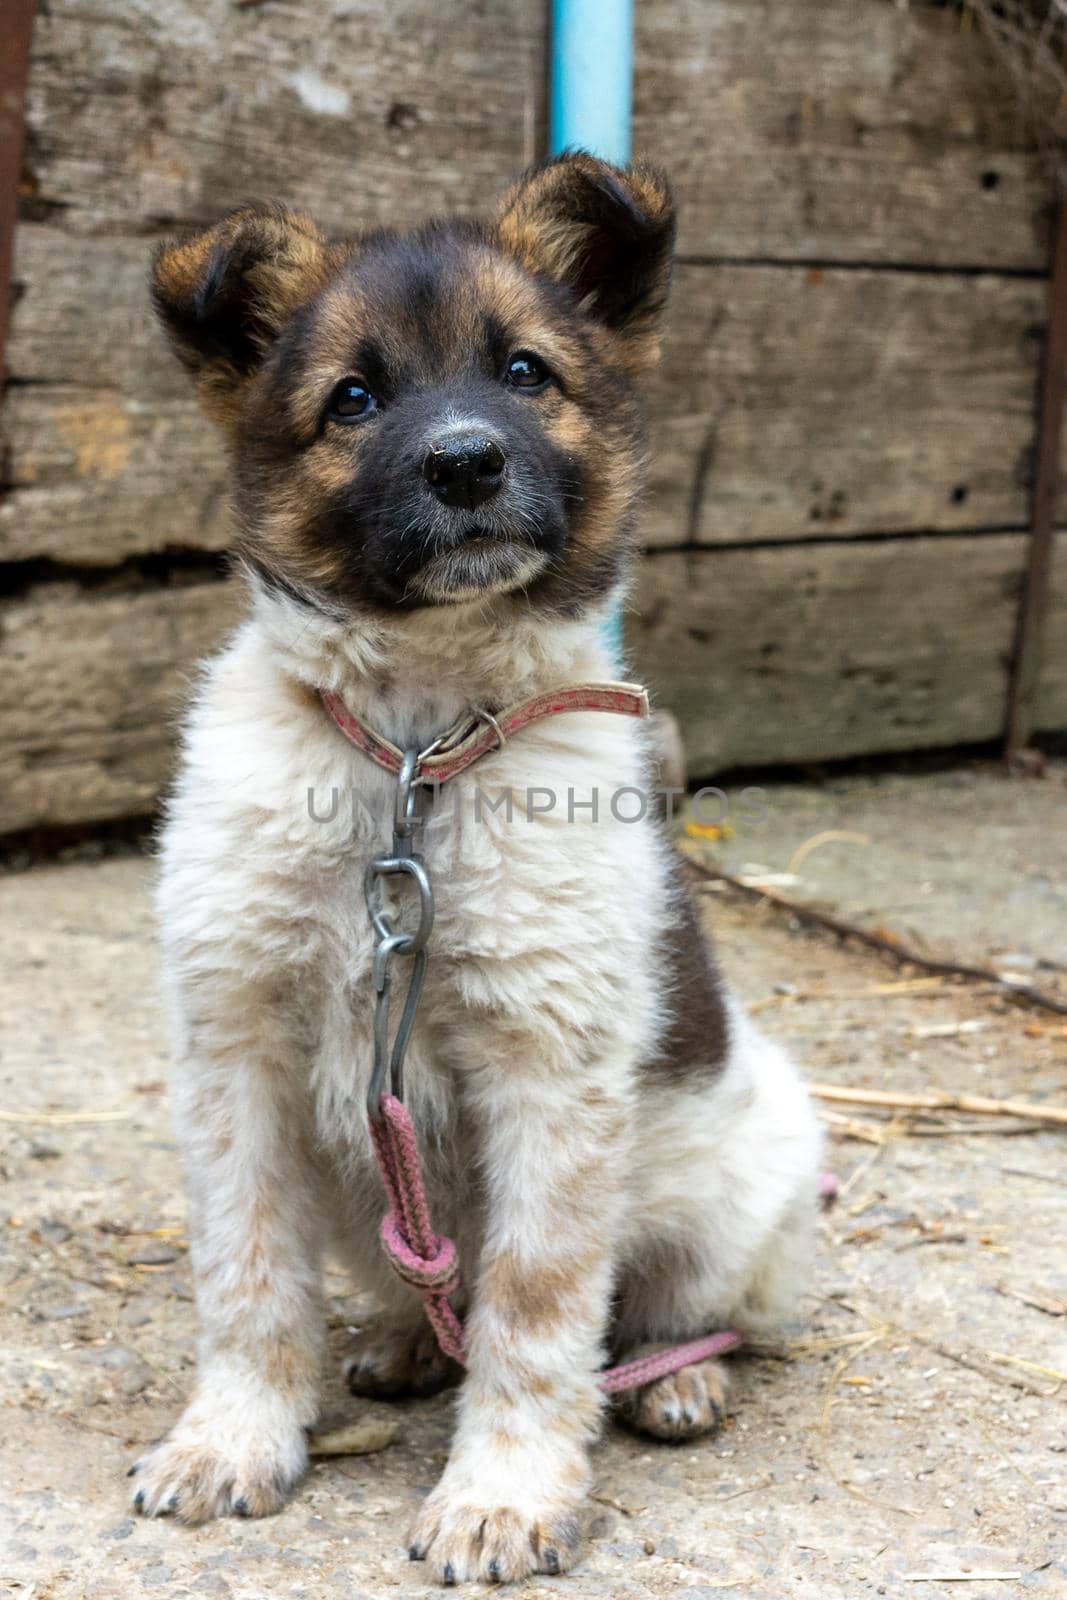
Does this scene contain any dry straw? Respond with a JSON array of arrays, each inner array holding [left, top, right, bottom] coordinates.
[[952, 0, 1067, 167]]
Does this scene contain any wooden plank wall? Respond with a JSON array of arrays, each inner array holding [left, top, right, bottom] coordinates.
[[628, 0, 1066, 770], [2, 0, 1065, 834], [1, 0, 544, 832]]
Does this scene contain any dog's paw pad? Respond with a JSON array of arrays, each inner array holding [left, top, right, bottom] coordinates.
[[410, 1499, 582, 1584], [615, 1356, 729, 1442], [343, 1320, 458, 1400]]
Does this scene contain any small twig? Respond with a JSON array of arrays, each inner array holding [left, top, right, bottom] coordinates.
[[57, 1413, 156, 1444], [37, 1234, 124, 1294], [983, 1349, 1067, 1386], [824, 1297, 1060, 1400], [914, 1338, 1057, 1399], [590, 1491, 644, 1516], [821, 1111, 893, 1145], [685, 856, 1067, 1016], [818, 1329, 919, 1517], [747, 1328, 887, 1360], [810, 1084, 1067, 1128], [866, 977, 948, 995], [894, 1231, 968, 1252], [836, 1135, 899, 1201], [903, 1119, 1048, 1137], [0, 1108, 130, 1125], [1000, 1164, 1067, 1186], [908, 1019, 989, 1039], [717, 1475, 776, 1501], [785, 830, 871, 876], [902, 1574, 1023, 1584], [993, 1283, 1067, 1317], [960, 1407, 1037, 1487]]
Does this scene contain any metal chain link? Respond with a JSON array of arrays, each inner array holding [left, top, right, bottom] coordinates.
[[363, 750, 435, 1120]]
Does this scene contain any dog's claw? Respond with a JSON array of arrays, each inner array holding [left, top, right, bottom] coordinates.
[[543, 1548, 561, 1574], [443, 1562, 456, 1586]]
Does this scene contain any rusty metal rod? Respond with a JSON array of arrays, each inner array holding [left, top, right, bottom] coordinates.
[[1004, 198, 1067, 762], [0, 0, 37, 385]]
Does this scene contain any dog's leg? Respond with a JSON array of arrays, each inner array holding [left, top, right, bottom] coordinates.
[[410, 1043, 628, 1584], [609, 1190, 814, 1442], [130, 1002, 323, 1523], [610, 1014, 823, 1445]]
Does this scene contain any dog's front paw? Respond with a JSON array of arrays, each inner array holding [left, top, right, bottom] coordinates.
[[129, 1393, 309, 1524], [410, 1478, 584, 1585]]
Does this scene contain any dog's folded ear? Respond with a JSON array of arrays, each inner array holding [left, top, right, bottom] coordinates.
[[495, 152, 675, 366], [151, 204, 328, 422]]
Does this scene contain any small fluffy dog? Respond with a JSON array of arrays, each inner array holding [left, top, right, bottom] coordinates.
[[132, 154, 821, 1584]]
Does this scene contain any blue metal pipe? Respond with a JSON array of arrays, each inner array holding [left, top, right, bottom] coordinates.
[[549, 0, 634, 665], [550, 0, 633, 166]]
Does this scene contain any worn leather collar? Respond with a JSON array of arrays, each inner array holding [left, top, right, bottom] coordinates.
[[320, 681, 650, 786]]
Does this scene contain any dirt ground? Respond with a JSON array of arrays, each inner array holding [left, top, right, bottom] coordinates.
[[2, 762, 1065, 1600]]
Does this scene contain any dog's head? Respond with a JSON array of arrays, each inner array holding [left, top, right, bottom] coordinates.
[[152, 154, 674, 616]]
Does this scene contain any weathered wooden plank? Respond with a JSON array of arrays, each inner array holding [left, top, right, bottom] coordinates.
[[3, 232, 1050, 562], [2, 536, 1062, 834], [644, 264, 1046, 546], [0, 383, 230, 563], [21, 0, 541, 236], [635, 0, 1050, 269], [0, 578, 241, 833], [23, 1, 1049, 267], [629, 535, 1066, 774], [2, 226, 228, 561], [7, 227, 184, 394]]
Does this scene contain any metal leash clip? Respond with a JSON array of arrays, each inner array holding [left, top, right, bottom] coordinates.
[[364, 750, 435, 1121]]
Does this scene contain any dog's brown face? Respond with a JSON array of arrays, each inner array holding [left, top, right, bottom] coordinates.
[[152, 155, 674, 615]]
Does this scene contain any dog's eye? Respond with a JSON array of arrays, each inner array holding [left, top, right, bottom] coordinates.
[[327, 377, 377, 422], [503, 351, 551, 391]]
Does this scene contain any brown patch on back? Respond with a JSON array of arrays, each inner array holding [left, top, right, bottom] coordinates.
[[644, 852, 730, 1087]]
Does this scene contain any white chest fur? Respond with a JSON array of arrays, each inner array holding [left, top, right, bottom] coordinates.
[[157, 584, 669, 1143]]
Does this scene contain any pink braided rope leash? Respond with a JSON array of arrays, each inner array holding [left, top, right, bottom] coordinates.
[[368, 1094, 466, 1364], [370, 1093, 840, 1395]]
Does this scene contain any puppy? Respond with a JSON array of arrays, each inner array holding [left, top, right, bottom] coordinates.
[[132, 154, 822, 1584]]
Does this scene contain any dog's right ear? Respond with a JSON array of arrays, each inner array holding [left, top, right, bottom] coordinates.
[[151, 205, 328, 424]]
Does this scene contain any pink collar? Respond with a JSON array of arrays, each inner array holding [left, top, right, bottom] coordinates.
[[320, 680, 649, 786]]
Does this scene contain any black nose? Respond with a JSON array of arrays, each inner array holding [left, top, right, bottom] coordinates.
[[423, 432, 506, 510]]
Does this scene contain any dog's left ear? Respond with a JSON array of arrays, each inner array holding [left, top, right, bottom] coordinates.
[[495, 152, 675, 367]]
